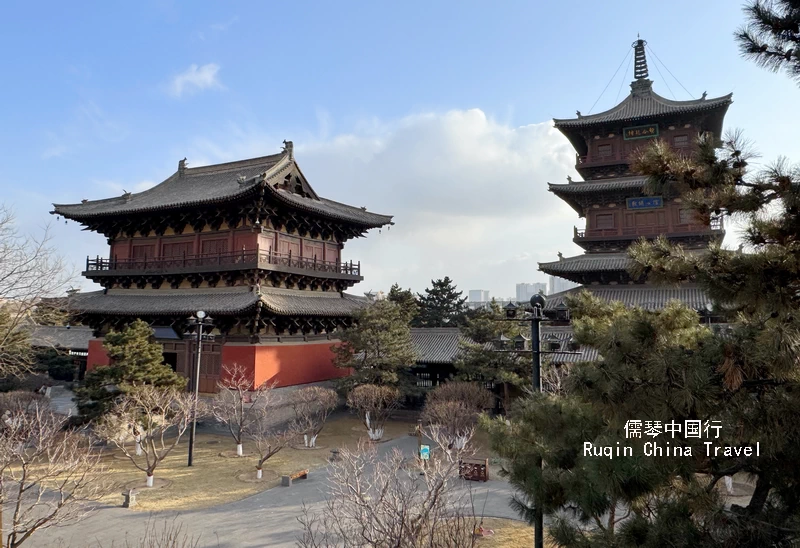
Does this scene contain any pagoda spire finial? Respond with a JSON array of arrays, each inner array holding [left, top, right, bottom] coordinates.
[[632, 37, 649, 80]]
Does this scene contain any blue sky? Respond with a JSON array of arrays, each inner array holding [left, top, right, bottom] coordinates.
[[2, 1, 798, 298]]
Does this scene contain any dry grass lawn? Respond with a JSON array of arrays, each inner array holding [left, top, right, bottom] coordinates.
[[95, 413, 417, 511], [475, 518, 554, 547]]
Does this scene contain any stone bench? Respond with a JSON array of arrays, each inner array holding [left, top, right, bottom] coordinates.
[[281, 469, 308, 487]]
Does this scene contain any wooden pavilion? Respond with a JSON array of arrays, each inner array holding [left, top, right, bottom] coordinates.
[[54, 141, 392, 392]]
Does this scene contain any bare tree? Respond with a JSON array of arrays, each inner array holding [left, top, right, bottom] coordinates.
[[211, 364, 276, 456], [422, 382, 492, 450], [97, 386, 194, 488], [541, 361, 571, 396], [118, 517, 200, 548], [247, 410, 299, 480], [288, 386, 338, 448], [0, 391, 45, 416], [346, 385, 401, 442], [0, 399, 106, 548], [298, 425, 479, 548], [0, 206, 73, 379], [424, 382, 492, 411]]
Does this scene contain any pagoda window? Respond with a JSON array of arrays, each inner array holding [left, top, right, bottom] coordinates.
[[679, 208, 695, 225], [597, 144, 613, 158], [595, 213, 615, 229], [635, 212, 656, 227], [162, 241, 193, 258], [673, 135, 689, 148]]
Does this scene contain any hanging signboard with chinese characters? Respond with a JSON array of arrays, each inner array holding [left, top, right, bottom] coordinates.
[[623, 124, 659, 140], [626, 196, 663, 210]]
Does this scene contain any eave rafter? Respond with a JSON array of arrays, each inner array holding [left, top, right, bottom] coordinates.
[[79, 191, 374, 244]]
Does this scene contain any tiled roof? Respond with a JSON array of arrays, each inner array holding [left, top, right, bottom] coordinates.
[[539, 253, 632, 274], [554, 80, 732, 129], [540, 326, 600, 364], [548, 177, 647, 195], [259, 288, 368, 317], [410, 328, 471, 364], [66, 286, 367, 317], [28, 326, 94, 351], [544, 284, 710, 311], [53, 152, 392, 228]]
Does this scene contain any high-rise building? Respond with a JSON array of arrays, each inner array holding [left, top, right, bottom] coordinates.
[[548, 276, 579, 295], [516, 282, 547, 303], [468, 290, 490, 302]]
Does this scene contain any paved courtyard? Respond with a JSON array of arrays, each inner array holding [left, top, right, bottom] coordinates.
[[25, 432, 520, 548]]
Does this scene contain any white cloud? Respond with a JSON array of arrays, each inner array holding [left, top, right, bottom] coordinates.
[[169, 64, 223, 97], [184, 109, 585, 297]]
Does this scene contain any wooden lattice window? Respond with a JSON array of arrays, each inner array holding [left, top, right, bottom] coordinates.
[[673, 135, 689, 147], [162, 241, 192, 258], [201, 239, 228, 255], [597, 144, 613, 158], [131, 244, 154, 259], [679, 208, 695, 225], [596, 213, 615, 229]]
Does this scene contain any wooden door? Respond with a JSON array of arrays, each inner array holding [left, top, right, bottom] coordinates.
[[201, 239, 228, 265], [131, 244, 155, 268], [278, 235, 301, 257], [185, 342, 221, 393]]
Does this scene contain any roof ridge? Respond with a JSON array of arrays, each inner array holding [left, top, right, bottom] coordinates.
[[186, 153, 284, 175], [553, 86, 733, 126]]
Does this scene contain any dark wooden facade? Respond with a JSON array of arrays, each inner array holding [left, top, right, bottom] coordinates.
[[539, 39, 731, 315], [55, 141, 392, 391], [541, 40, 731, 285]]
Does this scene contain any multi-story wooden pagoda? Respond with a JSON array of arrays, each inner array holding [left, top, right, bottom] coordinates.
[[539, 39, 732, 320], [54, 141, 392, 392]]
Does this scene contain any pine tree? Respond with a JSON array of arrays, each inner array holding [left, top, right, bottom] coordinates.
[[486, 293, 800, 546], [737, 0, 800, 85], [460, 299, 517, 344], [387, 283, 419, 324], [75, 319, 186, 419], [486, 10, 800, 541], [332, 300, 417, 393], [415, 277, 468, 327]]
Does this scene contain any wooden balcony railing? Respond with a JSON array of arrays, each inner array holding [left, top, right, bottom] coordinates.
[[575, 218, 723, 239], [85, 247, 361, 277]]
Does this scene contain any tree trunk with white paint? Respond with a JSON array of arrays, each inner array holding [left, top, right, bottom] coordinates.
[[256, 467, 263, 479], [367, 428, 384, 441], [135, 437, 142, 456], [146, 473, 154, 488], [236, 443, 243, 456]]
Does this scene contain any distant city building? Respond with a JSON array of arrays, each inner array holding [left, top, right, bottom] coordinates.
[[467, 296, 515, 311], [516, 282, 547, 303], [548, 276, 580, 295], [468, 290, 490, 302]]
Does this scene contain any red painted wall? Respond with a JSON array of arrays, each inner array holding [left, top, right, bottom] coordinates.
[[86, 339, 111, 371], [221, 341, 350, 388]]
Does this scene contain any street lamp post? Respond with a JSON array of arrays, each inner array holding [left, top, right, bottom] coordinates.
[[186, 310, 213, 467], [502, 295, 580, 548]]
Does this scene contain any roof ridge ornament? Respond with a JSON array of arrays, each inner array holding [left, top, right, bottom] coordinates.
[[282, 140, 294, 160], [632, 37, 649, 80], [178, 158, 187, 177]]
